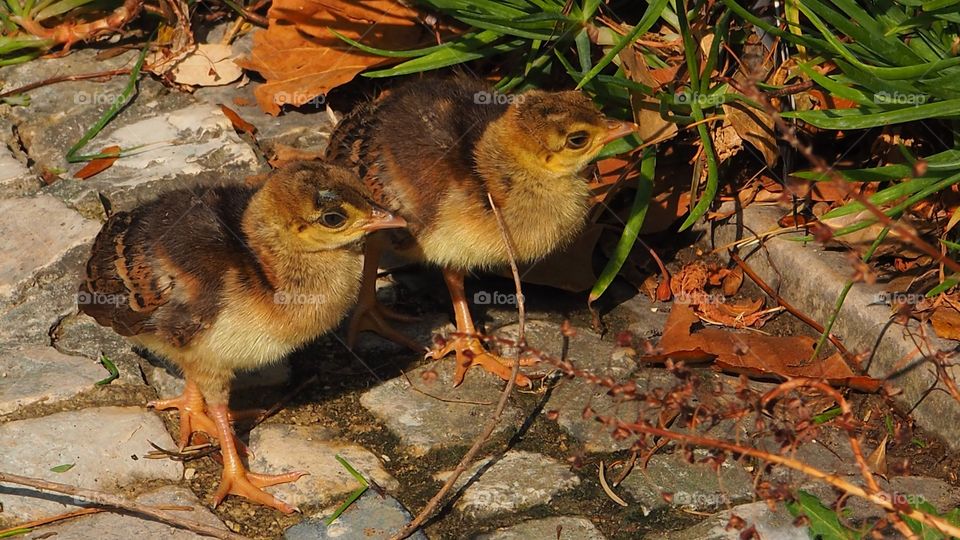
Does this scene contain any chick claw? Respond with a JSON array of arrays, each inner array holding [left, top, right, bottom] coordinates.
[[425, 335, 535, 387], [212, 467, 308, 514]]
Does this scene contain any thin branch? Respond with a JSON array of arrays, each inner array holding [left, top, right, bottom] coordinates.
[[0, 507, 104, 536], [0, 68, 133, 99], [0, 472, 249, 540], [730, 251, 854, 364], [389, 194, 526, 540]]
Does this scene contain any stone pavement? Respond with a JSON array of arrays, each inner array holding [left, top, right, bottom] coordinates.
[[2, 45, 959, 540]]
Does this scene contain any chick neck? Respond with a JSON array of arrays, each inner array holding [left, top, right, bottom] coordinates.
[[472, 115, 592, 262]]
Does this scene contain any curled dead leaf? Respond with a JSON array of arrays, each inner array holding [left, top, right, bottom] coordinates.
[[74, 145, 121, 180]]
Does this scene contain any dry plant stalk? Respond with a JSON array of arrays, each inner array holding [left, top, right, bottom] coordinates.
[[0, 472, 248, 540], [390, 194, 527, 540]]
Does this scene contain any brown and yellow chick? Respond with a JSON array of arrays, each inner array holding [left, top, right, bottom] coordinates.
[[326, 78, 634, 387], [78, 161, 405, 513]]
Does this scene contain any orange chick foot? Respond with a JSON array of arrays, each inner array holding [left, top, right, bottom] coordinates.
[[426, 335, 535, 387], [212, 466, 308, 514], [347, 298, 421, 351]]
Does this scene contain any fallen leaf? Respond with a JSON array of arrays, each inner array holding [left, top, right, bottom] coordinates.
[[866, 435, 888, 476], [619, 49, 679, 144], [219, 104, 257, 136], [931, 305, 960, 341], [74, 146, 121, 180], [50, 463, 75, 473], [171, 43, 242, 87], [644, 303, 883, 392], [238, 0, 431, 115], [722, 267, 743, 296], [268, 143, 326, 169], [723, 102, 778, 167]]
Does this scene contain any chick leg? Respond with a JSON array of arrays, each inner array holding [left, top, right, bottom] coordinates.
[[148, 380, 258, 454], [208, 403, 307, 514], [346, 234, 421, 351], [425, 269, 534, 387]]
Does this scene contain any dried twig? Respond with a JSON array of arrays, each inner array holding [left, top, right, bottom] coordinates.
[[0, 472, 248, 540], [389, 194, 526, 540], [0, 68, 133, 99], [730, 251, 854, 364], [592, 381, 958, 538], [0, 507, 104, 536]]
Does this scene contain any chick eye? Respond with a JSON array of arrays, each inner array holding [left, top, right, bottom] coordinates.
[[319, 207, 348, 228], [565, 131, 590, 150]]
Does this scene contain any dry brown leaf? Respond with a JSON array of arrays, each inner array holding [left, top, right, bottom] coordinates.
[[645, 303, 883, 392], [931, 305, 960, 341], [723, 102, 778, 167], [171, 43, 242, 87], [238, 0, 430, 115], [74, 145, 121, 180], [219, 104, 257, 136], [619, 49, 678, 144], [267, 143, 327, 169], [866, 435, 889, 476], [722, 267, 744, 296]]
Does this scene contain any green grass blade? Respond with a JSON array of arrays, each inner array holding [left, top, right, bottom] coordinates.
[[589, 149, 656, 303], [324, 455, 369, 525], [818, 179, 937, 220], [329, 30, 455, 58], [95, 354, 119, 386], [928, 274, 960, 296], [576, 0, 670, 90], [786, 490, 858, 539], [784, 97, 960, 129], [676, 0, 719, 231], [66, 40, 149, 163], [363, 30, 507, 77]]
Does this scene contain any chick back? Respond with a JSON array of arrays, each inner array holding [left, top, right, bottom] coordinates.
[[79, 185, 271, 348], [326, 77, 510, 237]]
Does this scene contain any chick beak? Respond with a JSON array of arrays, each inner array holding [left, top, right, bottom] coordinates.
[[360, 207, 407, 232], [601, 120, 637, 144]]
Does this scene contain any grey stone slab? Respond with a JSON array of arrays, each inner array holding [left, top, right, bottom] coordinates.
[[283, 491, 426, 540], [0, 406, 182, 523], [0, 144, 37, 197], [495, 319, 638, 453], [0, 247, 86, 351], [701, 204, 960, 449], [359, 349, 525, 457], [23, 485, 227, 539], [247, 423, 398, 510], [0, 346, 105, 415], [647, 501, 807, 540], [5, 48, 261, 220], [51, 311, 147, 387], [435, 450, 580, 519], [473, 516, 606, 540], [619, 449, 755, 515], [0, 194, 99, 298]]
